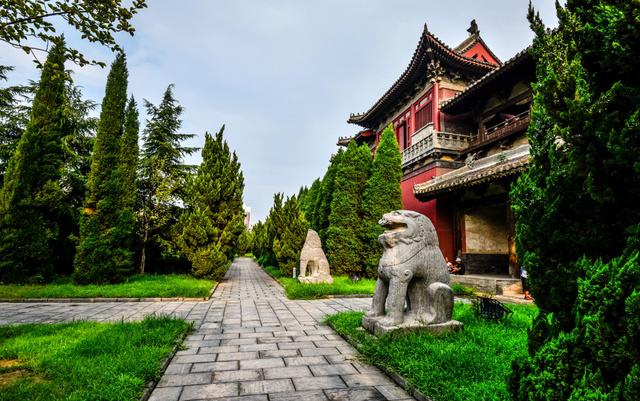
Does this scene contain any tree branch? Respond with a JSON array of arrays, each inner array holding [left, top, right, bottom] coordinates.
[[0, 11, 70, 28]]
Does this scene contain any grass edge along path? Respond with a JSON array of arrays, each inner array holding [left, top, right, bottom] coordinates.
[[0, 274, 215, 299], [263, 265, 375, 299], [0, 316, 192, 401], [326, 302, 537, 401]]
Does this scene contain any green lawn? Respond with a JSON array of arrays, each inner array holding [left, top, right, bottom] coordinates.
[[0, 317, 191, 401], [264, 266, 376, 299], [327, 302, 537, 401], [0, 274, 214, 299]]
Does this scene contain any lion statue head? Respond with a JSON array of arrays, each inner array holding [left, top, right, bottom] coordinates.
[[378, 210, 440, 248]]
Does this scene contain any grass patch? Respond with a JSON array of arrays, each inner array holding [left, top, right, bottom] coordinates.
[[0, 316, 191, 401], [263, 266, 375, 299], [0, 274, 214, 299], [326, 302, 537, 401], [452, 283, 476, 296]]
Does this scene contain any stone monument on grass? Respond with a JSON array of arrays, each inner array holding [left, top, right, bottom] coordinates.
[[362, 210, 462, 336], [298, 229, 333, 284]]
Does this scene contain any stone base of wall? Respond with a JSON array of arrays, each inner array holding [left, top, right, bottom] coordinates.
[[463, 253, 509, 275]]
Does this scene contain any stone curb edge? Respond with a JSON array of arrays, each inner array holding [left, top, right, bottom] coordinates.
[[0, 282, 219, 303], [139, 322, 194, 401], [327, 320, 433, 401]]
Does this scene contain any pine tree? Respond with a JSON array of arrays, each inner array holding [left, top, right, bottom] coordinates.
[[74, 53, 133, 284], [174, 126, 245, 280], [508, 2, 640, 399], [361, 126, 403, 277], [314, 149, 344, 243], [265, 193, 285, 267], [0, 39, 67, 283], [326, 141, 372, 277], [139, 84, 196, 274], [121, 96, 139, 210], [273, 195, 308, 277], [0, 66, 30, 186]]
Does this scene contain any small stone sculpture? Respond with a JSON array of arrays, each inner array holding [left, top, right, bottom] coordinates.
[[362, 210, 462, 335], [298, 229, 333, 284]]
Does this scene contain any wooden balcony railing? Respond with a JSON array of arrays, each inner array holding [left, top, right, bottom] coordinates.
[[402, 131, 473, 167], [471, 110, 530, 148]]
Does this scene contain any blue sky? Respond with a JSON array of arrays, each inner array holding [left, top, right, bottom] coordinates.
[[0, 1, 558, 223]]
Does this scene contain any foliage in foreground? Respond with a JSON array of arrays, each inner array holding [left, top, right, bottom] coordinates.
[[0, 274, 214, 299], [0, 39, 67, 284], [174, 126, 244, 280], [509, 2, 640, 399], [0, 316, 190, 401], [327, 304, 537, 401], [0, 0, 147, 67], [264, 265, 375, 299]]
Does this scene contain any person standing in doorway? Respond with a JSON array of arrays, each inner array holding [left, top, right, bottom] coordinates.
[[521, 266, 532, 300]]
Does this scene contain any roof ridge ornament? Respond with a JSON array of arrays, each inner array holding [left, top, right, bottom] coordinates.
[[467, 19, 479, 37]]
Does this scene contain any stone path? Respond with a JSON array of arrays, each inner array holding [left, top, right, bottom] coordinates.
[[150, 258, 412, 401], [0, 257, 414, 401]]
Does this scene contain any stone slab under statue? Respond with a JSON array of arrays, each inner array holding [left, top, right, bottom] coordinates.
[[362, 210, 463, 336], [298, 229, 333, 284]]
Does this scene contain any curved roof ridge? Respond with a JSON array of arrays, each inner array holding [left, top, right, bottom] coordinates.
[[348, 24, 498, 127]]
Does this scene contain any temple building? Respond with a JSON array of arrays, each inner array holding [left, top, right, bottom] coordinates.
[[342, 21, 535, 282]]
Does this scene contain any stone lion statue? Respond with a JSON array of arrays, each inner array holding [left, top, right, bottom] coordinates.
[[362, 210, 460, 335]]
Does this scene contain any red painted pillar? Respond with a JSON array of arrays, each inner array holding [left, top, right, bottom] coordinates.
[[433, 80, 440, 131]]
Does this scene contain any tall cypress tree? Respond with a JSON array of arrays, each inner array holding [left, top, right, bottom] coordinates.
[[273, 195, 308, 276], [303, 178, 321, 229], [121, 96, 139, 210], [174, 126, 244, 280], [509, 2, 640, 399], [74, 53, 132, 284], [0, 39, 67, 283], [139, 84, 196, 273], [314, 149, 344, 243], [265, 193, 285, 267], [326, 141, 372, 277], [361, 126, 403, 277]]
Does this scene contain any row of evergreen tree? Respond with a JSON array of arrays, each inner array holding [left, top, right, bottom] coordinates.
[[252, 126, 402, 278], [0, 39, 245, 284]]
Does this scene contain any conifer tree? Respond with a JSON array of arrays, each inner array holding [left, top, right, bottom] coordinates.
[[0, 66, 30, 186], [362, 126, 403, 277], [509, 2, 640, 399], [174, 126, 244, 280], [0, 39, 67, 283], [303, 178, 321, 229], [74, 53, 133, 284], [273, 195, 308, 276], [314, 149, 344, 243], [139, 84, 196, 273], [121, 96, 139, 210], [264, 193, 285, 267], [326, 141, 372, 277]]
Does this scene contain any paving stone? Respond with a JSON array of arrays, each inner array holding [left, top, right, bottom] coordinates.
[[341, 373, 393, 387], [263, 366, 312, 380], [199, 345, 240, 354], [217, 351, 259, 361], [191, 361, 239, 372], [239, 343, 277, 352], [203, 396, 267, 401], [148, 386, 182, 401], [179, 383, 238, 400], [214, 369, 261, 383], [259, 349, 298, 358], [173, 354, 217, 364], [292, 376, 346, 391], [239, 358, 285, 370], [284, 356, 327, 366], [239, 379, 294, 395], [375, 385, 412, 400], [164, 363, 192, 375], [268, 390, 329, 401], [309, 364, 358, 376], [325, 387, 387, 401], [157, 372, 212, 387], [299, 347, 341, 357]]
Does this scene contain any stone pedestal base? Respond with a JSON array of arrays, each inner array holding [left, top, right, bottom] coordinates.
[[362, 315, 463, 337], [298, 274, 333, 284]]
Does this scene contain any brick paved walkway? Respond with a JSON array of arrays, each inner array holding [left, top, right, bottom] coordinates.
[[149, 257, 412, 401], [0, 257, 413, 400]]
